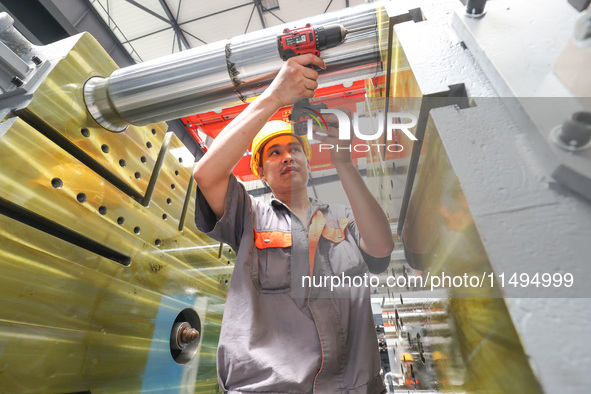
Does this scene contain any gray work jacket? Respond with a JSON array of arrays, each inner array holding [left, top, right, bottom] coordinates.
[[196, 176, 389, 394]]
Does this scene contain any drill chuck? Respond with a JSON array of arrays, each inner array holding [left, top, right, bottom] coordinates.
[[314, 24, 348, 51]]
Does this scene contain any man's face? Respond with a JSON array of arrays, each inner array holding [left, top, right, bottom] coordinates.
[[258, 135, 309, 192]]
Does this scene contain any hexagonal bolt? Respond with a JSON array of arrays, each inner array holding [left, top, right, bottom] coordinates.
[[11, 76, 24, 87], [180, 325, 200, 344], [31, 55, 43, 66], [172, 322, 200, 350]]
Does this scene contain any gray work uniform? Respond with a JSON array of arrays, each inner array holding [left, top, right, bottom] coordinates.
[[195, 175, 389, 394]]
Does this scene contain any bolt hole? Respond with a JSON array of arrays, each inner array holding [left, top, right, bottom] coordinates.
[[174, 170, 179, 176], [98, 206, 107, 215], [76, 193, 87, 203], [155, 239, 162, 247], [119, 159, 126, 167], [152, 128, 157, 135], [178, 157, 183, 163], [141, 156, 147, 164], [171, 184, 176, 190], [133, 226, 141, 235], [81, 128, 90, 137], [101, 144, 110, 153], [162, 213, 168, 220], [146, 141, 152, 149], [166, 198, 172, 205], [51, 178, 63, 189], [134, 172, 141, 179], [117, 216, 125, 225]]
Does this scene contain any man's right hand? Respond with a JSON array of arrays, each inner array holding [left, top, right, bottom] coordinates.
[[260, 54, 326, 108]]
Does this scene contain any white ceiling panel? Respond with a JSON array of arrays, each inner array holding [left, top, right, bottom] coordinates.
[[127, 28, 178, 60], [91, 0, 171, 40], [181, 5, 264, 45], [269, 0, 366, 27], [176, 0, 252, 25], [90, 0, 368, 62]]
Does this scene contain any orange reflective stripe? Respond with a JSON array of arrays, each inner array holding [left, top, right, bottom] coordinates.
[[308, 210, 327, 276], [253, 230, 292, 249], [321, 218, 350, 243], [339, 217, 349, 231]]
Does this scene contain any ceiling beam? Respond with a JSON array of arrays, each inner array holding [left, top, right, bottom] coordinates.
[[254, 0, 266, 28], [158, 0, 191, 50], [123, 0, 170, 24], [179, 3, 252, 26], [244, 4, 257, 33], [119, 17, 206, 46], [121, 26, 171, 45], [182, 29, 207, 45], [266, 9, 285, 24]]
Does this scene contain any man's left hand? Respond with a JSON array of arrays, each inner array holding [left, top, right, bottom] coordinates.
[[311, 107, 354, 166]]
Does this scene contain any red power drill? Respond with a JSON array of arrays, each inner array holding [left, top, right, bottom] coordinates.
[[277, 23, 348, 60], [277, 23, 348, 135]]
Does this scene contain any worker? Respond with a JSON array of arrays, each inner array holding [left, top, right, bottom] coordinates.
[[193, 54, 394, 393], [401, 353, 417, 387]]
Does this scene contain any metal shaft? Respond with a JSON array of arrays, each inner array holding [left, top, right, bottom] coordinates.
[[83, 3, 389, 132], [345, 25, 377, 35]]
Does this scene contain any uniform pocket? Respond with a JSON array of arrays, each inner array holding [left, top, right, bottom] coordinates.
[[251, 230, 292, 293], [322, 231, 366, 278]]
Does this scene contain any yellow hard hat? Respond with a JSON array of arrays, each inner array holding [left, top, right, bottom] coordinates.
[[250, 120, 311, 178], [401, 352, 413, 362]]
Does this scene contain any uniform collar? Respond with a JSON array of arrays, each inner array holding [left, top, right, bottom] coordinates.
[[269, 196, 328, 211], [270, 196, 329, 227], [270, 196, 289, 210]]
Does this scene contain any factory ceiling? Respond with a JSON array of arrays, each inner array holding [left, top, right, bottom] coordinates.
[[0, 0, 365, 65], [88, 0, 365, 62]]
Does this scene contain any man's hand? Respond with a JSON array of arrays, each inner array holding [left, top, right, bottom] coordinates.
[[309, 106, 394, 260], [310, 107, 354, 166], [260, 54, 326, 108]]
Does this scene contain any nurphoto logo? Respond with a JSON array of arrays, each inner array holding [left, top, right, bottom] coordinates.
[[304, 108, 418, 154]]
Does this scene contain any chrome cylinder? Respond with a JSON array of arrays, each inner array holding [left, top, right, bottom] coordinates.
[[84, 3, 387, 131]]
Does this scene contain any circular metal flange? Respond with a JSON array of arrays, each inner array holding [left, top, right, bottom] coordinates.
[[83, 76, 128, 133]]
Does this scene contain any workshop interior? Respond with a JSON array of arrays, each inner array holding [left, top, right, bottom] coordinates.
[[0, 0, 590, 392]]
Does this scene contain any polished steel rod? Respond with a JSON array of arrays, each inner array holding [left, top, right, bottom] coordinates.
[[84, 3, 389, 131]]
